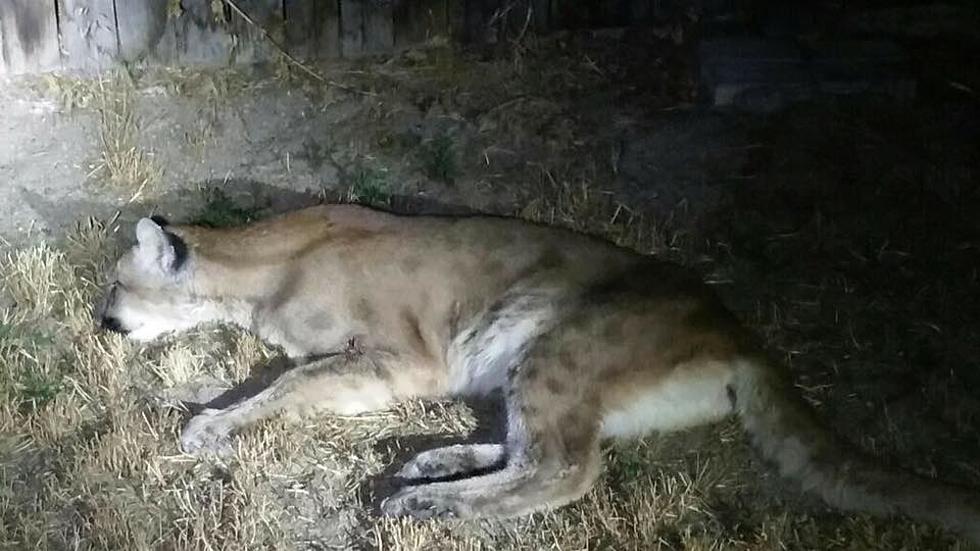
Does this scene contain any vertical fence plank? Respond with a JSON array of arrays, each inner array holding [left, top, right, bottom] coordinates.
[[225, 0, 282, 64], [502, 1, 537, 40], [395, 0, 455, 48], [0, 0, 61, 74], [628, 0, 654, 24], [282, 0, 342, 60], [531, 0, 550, 32], [363, 0, 394, 53], [393, 0, 419, 48], [167, 0, 225, 66], [59, 0, 119, 71], [447, 0, 465, 42], [115, 0, 168, 63], [462, 0, 489, 43], [340, 0, 363, 56], [284, 0, 315, 59], [315, 0, 341, 58]]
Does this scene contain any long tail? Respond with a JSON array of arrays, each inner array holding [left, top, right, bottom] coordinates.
[[733, 358, 980, 544]]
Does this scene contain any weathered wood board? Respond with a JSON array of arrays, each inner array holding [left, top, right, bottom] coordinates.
[[284, 0, 315, 59], [0, 0, 61, 74], [363, 0, 394, 54], [116, 0, 168, 63], [59, 0, 119, 71], [395, 0, 445, 47], [531, 0, 551, 32], [315, 0, 342, 59]]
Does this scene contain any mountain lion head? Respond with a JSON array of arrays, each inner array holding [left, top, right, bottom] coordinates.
[[96, 217, 207, 341]]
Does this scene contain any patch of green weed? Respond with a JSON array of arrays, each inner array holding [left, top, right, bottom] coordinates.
[[605, 444, 652, 488], [16, 371, 63, 412], [420, 134, 457, 184], [3, 324, 66, 412], [0, 322, 14, 343], [345, 163, 391, 206], [192, 188, 259, 228]]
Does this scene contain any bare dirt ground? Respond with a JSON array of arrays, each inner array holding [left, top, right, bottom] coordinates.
[[2, 27, 980, 550]]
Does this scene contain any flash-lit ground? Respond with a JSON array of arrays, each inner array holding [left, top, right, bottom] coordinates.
[[2, 29, 979, 550]]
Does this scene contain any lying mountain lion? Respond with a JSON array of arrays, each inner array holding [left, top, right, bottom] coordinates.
[[96, 204, 980, 543]]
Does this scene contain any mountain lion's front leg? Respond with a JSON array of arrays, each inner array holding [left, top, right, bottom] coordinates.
[[180, 349, 442, 455]]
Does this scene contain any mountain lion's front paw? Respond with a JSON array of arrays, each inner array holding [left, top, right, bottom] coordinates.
[[381, 487, 470, 519], [180, 408, 234, 457]]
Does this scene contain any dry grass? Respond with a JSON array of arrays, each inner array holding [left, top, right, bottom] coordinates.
[[519, 167, 685, 260], [142, 66, 255, 104], [34, 74, 105, 111], [89, 74, 161, 202], [32, 72, 163, 201]]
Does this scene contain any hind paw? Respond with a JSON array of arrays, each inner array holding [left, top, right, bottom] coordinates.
[[381, 488, 469, 520]]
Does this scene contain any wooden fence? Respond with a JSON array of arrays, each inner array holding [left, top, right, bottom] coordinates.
[[0, 0, 678, 76]]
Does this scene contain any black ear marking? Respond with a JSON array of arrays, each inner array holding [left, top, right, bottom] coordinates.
[[150, 215, 170, 227], [165, 231, 188, 271]]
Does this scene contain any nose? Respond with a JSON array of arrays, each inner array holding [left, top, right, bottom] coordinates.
[[100, 315, 127, 334], [95, 284, 124, 334]]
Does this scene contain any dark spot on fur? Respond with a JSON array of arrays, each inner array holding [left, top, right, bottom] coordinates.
[[726, 384, 737, 411], [544, 377, 564, 394], [524, 364, 540, 382], [668, 343, 705, 366], [267, 269, 303, 311], [402, 309, 430, 358], [369, 355, 393, 381], [354, 298, 378, 325], [485, 226, 520, 251], [559, 417, 598, 460], [441, 231, 463, 248], [536, 247, 565, 271], [150, 214, 170, 227], [305, 312, 334, 332], [484, 259, 506, 278], [581, 263, 667, 305], [559, 351, 578, 371], [447, 301, 462, 338], [602, 318, 625, 341], [401, 256, 423, 274]]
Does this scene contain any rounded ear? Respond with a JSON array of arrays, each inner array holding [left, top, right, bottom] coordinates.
[[136, 217, 167, 248], [135, 217, 186, 274]]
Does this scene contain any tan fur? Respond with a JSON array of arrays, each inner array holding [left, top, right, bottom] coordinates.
[[97, 205, 980, 542]]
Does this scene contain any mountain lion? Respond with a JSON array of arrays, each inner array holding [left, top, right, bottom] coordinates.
[[96, 204, 980, 543]]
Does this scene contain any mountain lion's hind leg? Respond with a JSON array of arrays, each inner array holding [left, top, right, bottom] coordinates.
[[383, 330, 602, 519], [180, 350, 435, 456], [396, 444, 506, 480]]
